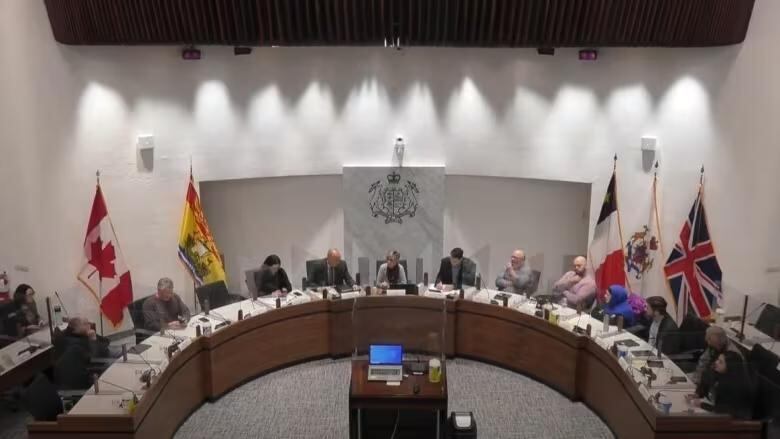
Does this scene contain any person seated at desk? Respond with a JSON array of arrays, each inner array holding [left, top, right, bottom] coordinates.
[[602, 285, 636, 327], [376, 250, 407, 288], [13, 283, 45, 335], [435, 247, 476, 289], [692, 326, 744, 384], [553, 256, 596, 308], [255, 254, 292, 296], [53, 317, 109, 361], [495, 249, 533, 295], [643, 296, 680, 355], [311, 248, 356, 288], [686, 351, 755, 419], [142, 277, 191, 331]]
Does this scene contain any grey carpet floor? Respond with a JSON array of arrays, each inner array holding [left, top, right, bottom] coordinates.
[[175, 358, 614, 439]]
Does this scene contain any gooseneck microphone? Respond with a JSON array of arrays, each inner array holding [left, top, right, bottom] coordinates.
[[54, 291, 71, 321]]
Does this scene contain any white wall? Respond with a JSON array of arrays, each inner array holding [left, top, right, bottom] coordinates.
[[444, 176, 590, 290], [200, 175, 343, 293], [1, 0, 779, 318]]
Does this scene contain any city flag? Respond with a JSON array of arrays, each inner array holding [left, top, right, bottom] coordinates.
[[77, 185, 134, 328], [664, 189, 722, 321], [588, 170, 627, 300], [623, 170, 674, 313], [178, 173, 226, 286]]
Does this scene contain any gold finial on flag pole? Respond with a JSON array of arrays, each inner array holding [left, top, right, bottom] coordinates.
[[613, 154, 617, 171], [96, 170, 101, 186], [654, 161, 659, 177], [700, 165, 705, 185], [189, 156, 193, 177]]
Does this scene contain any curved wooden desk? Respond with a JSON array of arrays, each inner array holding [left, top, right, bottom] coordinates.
[[28, 297, 761, 439]]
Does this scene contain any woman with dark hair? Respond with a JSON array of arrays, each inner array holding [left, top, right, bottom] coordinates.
[[13, 284, 44, 334], [687, 351, 755, 419], [255, 255, 292, 296]]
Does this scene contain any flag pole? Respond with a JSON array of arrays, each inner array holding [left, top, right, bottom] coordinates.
[[96, 170, 105, 336]]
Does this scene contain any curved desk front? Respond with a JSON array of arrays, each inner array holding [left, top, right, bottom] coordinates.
[[28, 296, 761, 439]]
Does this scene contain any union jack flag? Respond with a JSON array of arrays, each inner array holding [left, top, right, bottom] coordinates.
[[663, 190, 722, 321]]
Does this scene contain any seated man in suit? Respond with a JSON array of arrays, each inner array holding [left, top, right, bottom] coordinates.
[[495, 249, 533, 295], [142, 277, 191, 331], [311, 248, 356, 289], [554, 256, 596, 307], [643, 296, 680, 355], [435, 247, 476, 289]]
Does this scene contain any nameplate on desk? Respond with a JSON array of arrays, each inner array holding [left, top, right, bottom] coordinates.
[[618, 356, 630, 371], [385, 381, 401, 386], [340, 291, 361, 299], [386, 289, 405, 297], [638, 384, 652, 401]]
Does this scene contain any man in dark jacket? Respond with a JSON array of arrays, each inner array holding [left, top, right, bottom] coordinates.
[[435, 248, 476, 289], [53, 317, 109, 361], [310, 248, 355, 288], [643, 296, 680, 355]]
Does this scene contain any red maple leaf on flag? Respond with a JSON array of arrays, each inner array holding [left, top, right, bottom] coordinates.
[[89, 238, 117, 279]]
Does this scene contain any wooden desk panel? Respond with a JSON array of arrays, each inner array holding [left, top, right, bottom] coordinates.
[[207, 303, 331, 398], [28, 297, 762, 439], [350, 360, 446, 411], [455, 301, 580, 398]]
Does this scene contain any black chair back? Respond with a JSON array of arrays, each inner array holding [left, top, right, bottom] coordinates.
[[677, 314, 709, 352], [529, 270, 542, 294], [22, 374, 63, 421], [128, 297, 146, 331], [0, 301, 20, 339], [195, 280, 232, 309], [756, 304, 780, 339], [305, 259, 321, 283]]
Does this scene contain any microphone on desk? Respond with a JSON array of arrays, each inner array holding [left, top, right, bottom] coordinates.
[[275, 297, 281, 309], [54, 291, 70, 322], [476, 274, 482, 291]]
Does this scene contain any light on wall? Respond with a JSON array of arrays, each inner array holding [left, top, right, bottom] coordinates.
[[394, 137, 405, 167]]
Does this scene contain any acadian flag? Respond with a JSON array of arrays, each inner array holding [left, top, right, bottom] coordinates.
[[178, 173, 225, 286], [623, 164, 674, 313], [77, 183, 134, 330], [588, 164, 627, 300]]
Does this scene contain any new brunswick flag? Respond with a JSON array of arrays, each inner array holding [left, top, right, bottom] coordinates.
[[178, 173, 226, 286]]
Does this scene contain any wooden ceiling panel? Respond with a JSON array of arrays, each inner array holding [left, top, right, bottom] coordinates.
[[43, 0, 756, 47]]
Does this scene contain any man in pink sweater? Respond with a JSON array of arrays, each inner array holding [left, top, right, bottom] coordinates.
[[553, 256, 596, 308]]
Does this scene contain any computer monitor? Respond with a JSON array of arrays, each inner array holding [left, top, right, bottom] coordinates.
[[395, 284, 419, 295], [195, 281, 232, 310], [369, 344, 403, 365]]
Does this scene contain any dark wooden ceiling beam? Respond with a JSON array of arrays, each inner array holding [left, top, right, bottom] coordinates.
[[42, 0, 756, 47]]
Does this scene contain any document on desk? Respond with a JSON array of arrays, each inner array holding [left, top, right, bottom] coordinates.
[[385, 381, 401, 386]]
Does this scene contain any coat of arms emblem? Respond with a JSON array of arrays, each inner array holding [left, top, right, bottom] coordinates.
[[368, 171, 419, 224], [625, 225, 659, 280]]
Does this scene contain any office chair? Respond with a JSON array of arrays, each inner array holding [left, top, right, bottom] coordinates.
[[528, 270, 542, 294], [128, 297, 149, 343], [304, 259, 321, 288], [665, 314, 709, 372], [245, 268, 262, 295], [756, 304, 780, 339], [22, 374, 64, 421]]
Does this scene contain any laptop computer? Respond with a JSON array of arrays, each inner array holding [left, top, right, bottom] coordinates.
[[367, 344, 403, 382]]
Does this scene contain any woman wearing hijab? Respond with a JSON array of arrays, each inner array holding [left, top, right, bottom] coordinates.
[[687, 350, 754, 419], [602, 285, 636, 327]]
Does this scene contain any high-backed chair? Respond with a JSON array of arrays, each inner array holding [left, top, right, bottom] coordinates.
[[756, 303, 780, 339], [303, 259, 323, 288], [128, 297, 148, 343], [528, 270, 542, 294], [245, 268, 262, 295]]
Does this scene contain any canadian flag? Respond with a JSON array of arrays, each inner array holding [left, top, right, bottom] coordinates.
[[77, 185, 134, 329], [588, 169, 627, 300]]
